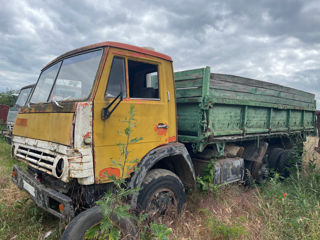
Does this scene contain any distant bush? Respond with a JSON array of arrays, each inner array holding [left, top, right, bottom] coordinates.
[[0, 90, 17, 107]]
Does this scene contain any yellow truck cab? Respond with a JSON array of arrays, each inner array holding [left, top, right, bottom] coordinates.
[[11, 42, 195, 223]]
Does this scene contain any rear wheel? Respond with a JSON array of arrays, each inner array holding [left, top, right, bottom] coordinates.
[[137, 169, 186, 217], [268, 148, 299, 178], [268, 148, 283, 170], [278, 149, 298, 177]]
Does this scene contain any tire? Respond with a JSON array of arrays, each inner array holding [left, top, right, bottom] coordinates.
[[269, 148, 299, 178], [277, 150, 291, 177], [137, 169, 186, 216], [268, 148, 283, 170], [61, 206, 138, 240], [278, 149, 299, 178]]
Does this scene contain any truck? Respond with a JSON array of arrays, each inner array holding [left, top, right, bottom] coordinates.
[[5, 84, 35, 141], [10, 42, 316, 238], [0, 104, 9, 127]]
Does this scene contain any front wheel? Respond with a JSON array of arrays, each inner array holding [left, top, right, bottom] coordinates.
[[60, 206, 137, 240], [137, 169, 186, 217]]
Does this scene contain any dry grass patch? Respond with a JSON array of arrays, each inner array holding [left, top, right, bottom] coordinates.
[[303, 136, 320, 164], [164, 185, 263, 240]]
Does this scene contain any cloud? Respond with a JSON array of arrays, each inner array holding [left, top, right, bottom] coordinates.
[[0, 0, 319, 107]]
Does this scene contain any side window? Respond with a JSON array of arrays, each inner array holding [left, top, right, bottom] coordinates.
[[128, 60, 159, 99], [105, 57, 126, 98]]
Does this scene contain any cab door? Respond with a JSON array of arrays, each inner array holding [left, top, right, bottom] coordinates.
[[93, 48, 171, 183]]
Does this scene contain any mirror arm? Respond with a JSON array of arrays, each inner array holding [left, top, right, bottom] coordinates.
[[53, 100, 63, 108], [102, 93, 123, 120]]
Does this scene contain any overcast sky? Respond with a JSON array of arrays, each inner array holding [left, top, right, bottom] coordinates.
[[0, 0, 319, 106]]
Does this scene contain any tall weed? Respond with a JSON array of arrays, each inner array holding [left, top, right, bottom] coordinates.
[[257, 159, 320, 239]]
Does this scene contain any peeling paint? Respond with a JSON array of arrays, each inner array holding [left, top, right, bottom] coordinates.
[[83, 132, 90, 138], [99, 167, 120, 178], [154, 123, 168, 136], [79, 102, 90, 107], [15, 118, 28, 126], [12, 130, 95, 185], [168, 136, 177, 142], [72, 102, 78, 112]]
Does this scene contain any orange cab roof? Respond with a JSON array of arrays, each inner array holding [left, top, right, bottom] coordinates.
[[42, 41, 172, 70]]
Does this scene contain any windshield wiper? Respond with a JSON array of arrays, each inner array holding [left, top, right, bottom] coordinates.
[[102, 92, 123, 120]]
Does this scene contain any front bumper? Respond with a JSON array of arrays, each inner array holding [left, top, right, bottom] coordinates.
[[12, 165, 74, 221]]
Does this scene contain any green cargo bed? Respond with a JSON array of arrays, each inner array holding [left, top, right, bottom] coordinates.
[[174, 67, 316, 152]]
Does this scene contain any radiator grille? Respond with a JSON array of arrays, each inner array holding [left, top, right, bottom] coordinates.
[[16, 145, 56, 175]]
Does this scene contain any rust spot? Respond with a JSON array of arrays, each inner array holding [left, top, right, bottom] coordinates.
[[83, 132, 90, 138], [168, 136, 177, 142], [15, 118, 28, 126], [154, 123, 168, 136], [123, 99, 146, 104], [72, 102, 78, 112], [111, 50, 154, 60], [127, 168, 134, 175], [99, 167, 120, 178], [80, 102, 89, 107]]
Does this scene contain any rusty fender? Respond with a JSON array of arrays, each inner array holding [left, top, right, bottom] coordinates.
[[129, 142, 196, 209]]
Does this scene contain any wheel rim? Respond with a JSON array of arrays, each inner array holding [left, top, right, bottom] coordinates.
[[251, 162, 269, 183], [146, 188, 177, 217]]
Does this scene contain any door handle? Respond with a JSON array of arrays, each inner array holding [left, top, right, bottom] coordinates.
[[157, 123, 168, 129]]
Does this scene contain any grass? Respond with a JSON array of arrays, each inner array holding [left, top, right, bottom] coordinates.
[[0, 136, 319, 239], [255, 138, 320, 240], [256, 171, 320, 240]]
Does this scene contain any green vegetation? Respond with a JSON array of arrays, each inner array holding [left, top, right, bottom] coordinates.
[[201, 209, 247, 240], [196, 159, 220, 193], [0, 90, 17, 107], [257, 161, 320, 240]]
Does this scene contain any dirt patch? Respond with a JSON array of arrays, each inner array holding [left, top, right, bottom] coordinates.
[[0, 175, 9, 188]]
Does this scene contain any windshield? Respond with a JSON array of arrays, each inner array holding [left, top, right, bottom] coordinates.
[[15, 87, 33, 107], [49, 50, 103, 101], [30, 49, 103, 104], [30, 62, 61, 104]]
